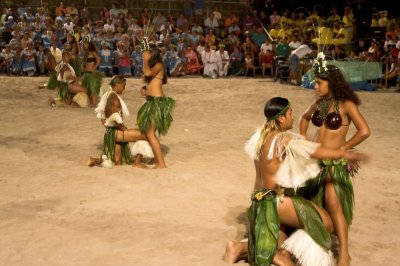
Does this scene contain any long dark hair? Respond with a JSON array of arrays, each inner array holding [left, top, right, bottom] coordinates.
[[316, 65, 360, 105], [145, 43, 167, 84]]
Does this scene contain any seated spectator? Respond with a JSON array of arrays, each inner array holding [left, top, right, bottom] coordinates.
[[332, 45, 347, 60], [12, 47, 23, 76], [261, 49, 274, 78], [244, 52, 256, 77], [354, 38, 368, 58], [275, 36, 291, 60], [241, 37, 257, 61], [0, 44, 14, 76], [201, 44, 218, 78], [104, 18, 115, 33], [22, 41, 36, 76], [259, 38, 274, 65], [215, 43, 229, 77], [230, 45, 243, 75], [184, 45, 203, 75], [251, 27, 267, 48]]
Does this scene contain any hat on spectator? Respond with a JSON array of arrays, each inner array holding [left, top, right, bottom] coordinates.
[[371, 39, 377, 43], [218, 43, 225, 48], [8, 16, 13, 20], [101, 41, 109, 48]]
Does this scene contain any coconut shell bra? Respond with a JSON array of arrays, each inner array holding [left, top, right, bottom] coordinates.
[[311, 98, 343, 130]]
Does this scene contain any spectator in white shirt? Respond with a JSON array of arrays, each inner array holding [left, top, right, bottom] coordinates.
[[289, 44, 314, 84], [104, 18, 115, 33]]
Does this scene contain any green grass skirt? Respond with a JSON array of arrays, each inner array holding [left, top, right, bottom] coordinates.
[[247, 189, 331, 266], [299, 159, 354, 225], [46, 72, 58, 90], [103, 127, 134, 165], [57, 82, 70, 101], [137, 96, 175, 136], [82, 72, 103, 96]]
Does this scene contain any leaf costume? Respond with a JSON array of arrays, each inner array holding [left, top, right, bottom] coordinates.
[[137, 95, 175, 136], [245, 130, 335, 266]]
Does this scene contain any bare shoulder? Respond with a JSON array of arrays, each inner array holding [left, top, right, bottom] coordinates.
[[107, 93, 121, 107], [341, 99, 358, 112]]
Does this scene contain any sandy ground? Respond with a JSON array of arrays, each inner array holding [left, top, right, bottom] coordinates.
[[0, 76, 399, 266]]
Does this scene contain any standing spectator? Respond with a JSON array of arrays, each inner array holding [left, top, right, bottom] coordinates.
[[289, 34, 301, 50], [269, 10, 281, 26], [99, 41, 113, 76], [109, 3, 121, 20], [152, 11, 167, 31], [193, 0, 204, 21], [81, 4, 90, 25], [101, 7, 110, 23], [119, 3, 128, 17], [342, 6, 355, 40], [212, 7, 222, 24], [288, 43, 313, 85], [114, 41, 131, 76], [130, 45, 143, 77], [176, 13, 189, 30], [182, 0, 193, 19], [66, 2, 79, 20], [55, 2, 67, 20]]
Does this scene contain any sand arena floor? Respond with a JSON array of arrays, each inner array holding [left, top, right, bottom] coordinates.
[[0, 76, 399, 266]]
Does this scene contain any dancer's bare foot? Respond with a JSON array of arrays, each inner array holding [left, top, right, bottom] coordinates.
[[133, 163, 148, 169], [87, 156, 100, 167], [223, 240, 246, 263], [48, 97, 56, 107], [153, 164, 167, 169], [273, 249, 295, 266]]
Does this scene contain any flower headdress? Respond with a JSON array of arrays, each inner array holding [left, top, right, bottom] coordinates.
[[312, 52, 328, 76], [140, 36, 150, 52]]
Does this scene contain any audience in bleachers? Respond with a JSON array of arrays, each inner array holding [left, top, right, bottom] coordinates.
[[0, 1, 399, 89]]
